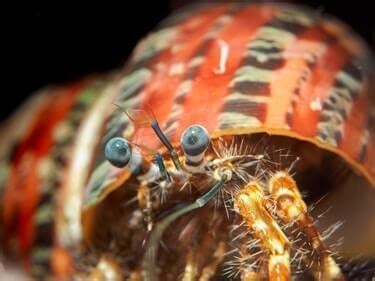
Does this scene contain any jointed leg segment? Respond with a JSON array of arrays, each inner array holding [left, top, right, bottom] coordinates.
[[235, 182, 291, 281], [233, 171, 344, 281], [268, 171, 344, 281]]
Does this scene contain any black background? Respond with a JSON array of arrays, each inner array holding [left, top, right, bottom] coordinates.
[[2, 0, 374, 122]]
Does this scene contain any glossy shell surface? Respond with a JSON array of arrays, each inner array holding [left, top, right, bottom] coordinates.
[[0, 2, 374, 279]]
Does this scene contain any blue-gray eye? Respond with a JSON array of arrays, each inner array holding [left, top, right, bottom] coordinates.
[[104, 137, 131, 168], [180, 125, 210, 156]]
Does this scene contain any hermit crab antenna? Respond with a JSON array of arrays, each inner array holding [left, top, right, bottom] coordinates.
[[154, 153, 171, 183], [180, 124, 210, 173], [150, 119, 181, 170], [142, 169, 231, 281], [115, 106, 181, 170]]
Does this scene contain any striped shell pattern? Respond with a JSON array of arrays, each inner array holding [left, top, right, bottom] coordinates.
[[1, 2, 375, 280]]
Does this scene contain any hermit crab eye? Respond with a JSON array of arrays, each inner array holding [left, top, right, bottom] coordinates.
[[104, 137, 131, 168], [180, 124, 210, 156]]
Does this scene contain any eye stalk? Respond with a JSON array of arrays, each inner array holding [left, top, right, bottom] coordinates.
[[180, 124, 210, 158], [104, 137, 132, 168]]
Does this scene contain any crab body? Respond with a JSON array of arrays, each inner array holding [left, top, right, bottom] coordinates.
[[1, 2, 374, 280]]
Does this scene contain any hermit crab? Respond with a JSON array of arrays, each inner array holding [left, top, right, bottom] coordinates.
[[0, 2, 374, 280]]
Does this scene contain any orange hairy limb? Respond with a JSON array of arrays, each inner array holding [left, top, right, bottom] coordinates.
[[235, 182, 291, 281], [268, 171, 344, 280]]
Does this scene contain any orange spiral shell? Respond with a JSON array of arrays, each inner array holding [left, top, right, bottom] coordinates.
[[1, 2, 374, 280]]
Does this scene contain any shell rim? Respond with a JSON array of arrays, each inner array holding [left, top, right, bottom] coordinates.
[[209, 127, 375, 187]]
